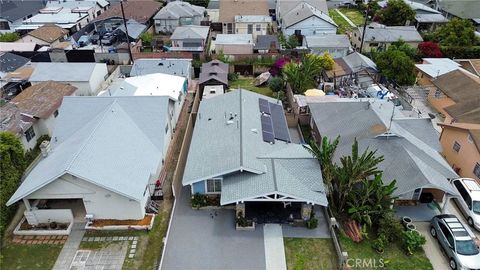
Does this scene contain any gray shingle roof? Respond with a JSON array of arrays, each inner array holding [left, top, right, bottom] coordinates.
[[29, 62, 105, 82], [305, 34, 350, 48], [342, 52, 377, 72], [154, 1, 205, 20], [254, 35, 280, 50], [184, 89, 328, 206], [0, 52, 30, 75], [199, 60, 228, 85], [7, 96, 170, 206], [130, 58, 192, 78], [170, 25, 210, 40], [308, 99, 458, 197], [281, 2, 336, 28], [0, 0, 45, 22], [359, 24, 423, 43], [438, 0, 480, 19]]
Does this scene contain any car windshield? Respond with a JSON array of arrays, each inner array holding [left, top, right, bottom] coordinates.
[[456, 240, 480, 256], [473, 201, 480, 215]]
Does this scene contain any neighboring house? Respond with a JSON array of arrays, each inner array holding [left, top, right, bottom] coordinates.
[[438, 121, 480, 181], [6, 96, 173, 224], [28, 62, 108, 96], [198, 60, 228, 99], [436, 0, 480, 20], [234, 15, 271, 39], [455, 59, 480, 77], [102, 73, 187, 130], [0, 52, 30, 79], [130, 58, 193, 79], [304, 34, 350, 58], [0, 0, 45, 33], [183, 89, 328, 221], [279, 2, 337, 36], [45, 0, 109, 22], [219, 0, 269, 34], [323, 52, 379, 88], [94, 0, 161, 25], [276, 0, 328, 23], [415, 58, 470, 86], [254, 35, 280, 53], [428, 70, 480, 121], [17, 6, 90, 34], [20, 24, 68, 47], [214, 34, 253, 55], [111, 19, 148, 42], [153, 1, 205, 34], [170, 25, 210, 53], [0, 66, 34, 99], [0, 81, 76, 150], [378, 0, 448, 31], [308, 98, 459, 207], [351, 23, 423, 51], [0, 42, 37, 52]]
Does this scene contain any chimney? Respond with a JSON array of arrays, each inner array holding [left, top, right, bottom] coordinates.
[[39, 140, 51, 157]]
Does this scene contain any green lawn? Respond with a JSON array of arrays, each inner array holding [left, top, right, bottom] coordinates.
[[339, 234, 433, 270], [329, 9, 354, 34], [284, 238, 338, 270], [0, 243, 62, 270], [338, 8, 366, 26], [229, 77, 274, 97]]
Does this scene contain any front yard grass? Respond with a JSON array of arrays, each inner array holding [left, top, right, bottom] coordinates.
[[338, 8, 365, 26], [229, 77, 273, 97], [339, 234, 433, 270], [329, 9, 354, 34], [0, 243, 62, 270], [284, 238, 338, 270]]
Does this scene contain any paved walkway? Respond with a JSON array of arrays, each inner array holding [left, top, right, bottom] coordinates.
[[282, 207, 330, 238], [52, 223, 86, 270], [334, 9, 357, 27], [263, 224, 287, 270]]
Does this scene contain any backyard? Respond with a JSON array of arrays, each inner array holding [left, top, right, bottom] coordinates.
[[338, 8, 365, 26], [340, 234, 433, 270], [284, 238, 338, 270], [329, 9, 353, 34], [0, 243, 62, 270], [229, 77, 274, 97]]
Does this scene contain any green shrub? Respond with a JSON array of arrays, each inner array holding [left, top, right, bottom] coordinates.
[[306, 217, 318, 229], [236, 212, 249, 227], [402, 230, 426, 255], [228, 73, 239, 81], [378, 212, 403, 242], [191, 193, 208, 209], [372, 234, 387, 253], [268, 76, 284, 93]]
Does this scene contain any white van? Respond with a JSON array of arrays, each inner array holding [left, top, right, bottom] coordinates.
[[451, 178, 480, 230]]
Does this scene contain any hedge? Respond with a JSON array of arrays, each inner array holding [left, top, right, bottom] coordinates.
[[440, 46, 480, 59]]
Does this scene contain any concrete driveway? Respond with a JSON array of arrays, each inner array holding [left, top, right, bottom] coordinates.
[[160, 188, 266, 270]]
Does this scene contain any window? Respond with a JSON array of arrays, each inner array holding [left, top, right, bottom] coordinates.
[[54, 110, 59, 117], [434, 89, 441, 98], [453, 141, 461, 153], [97, 10, 101, 16], [438, 223, 454, 248], [256, 24, 261, 31], [24, 127, 35, 142], [474, 163, 480, 179], [227, 23, 233, 34], [247, 24, 253, 34], [0, 21, 9, 30], [206, 178, 222, 193]]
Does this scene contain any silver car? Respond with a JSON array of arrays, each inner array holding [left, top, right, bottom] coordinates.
[[431, 214, 480, 270]]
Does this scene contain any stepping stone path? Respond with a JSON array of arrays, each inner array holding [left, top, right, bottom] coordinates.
[[80, 235, 140, 260], [12, 235, 67, 245]]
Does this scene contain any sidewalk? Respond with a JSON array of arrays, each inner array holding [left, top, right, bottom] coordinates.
[[52, 223, 86, 270], [264, 224, 287, 270]]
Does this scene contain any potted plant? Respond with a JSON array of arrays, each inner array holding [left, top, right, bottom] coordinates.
[[402, 216, 412, 226]]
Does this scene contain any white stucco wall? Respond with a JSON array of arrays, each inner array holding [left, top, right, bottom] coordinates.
[[89, 64, 108, 95], [20, 123, 41, 151], [235, 22, 269, 39], [26, 173, 146, 220], [284, 16, 337, 36]]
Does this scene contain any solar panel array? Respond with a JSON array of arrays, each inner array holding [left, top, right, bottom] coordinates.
[[258, 98, 291, 143]]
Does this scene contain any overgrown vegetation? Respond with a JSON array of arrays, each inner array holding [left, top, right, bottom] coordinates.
[[372, 40, 416, 85], [283, 53, 334, 94], [140, 32, 154, 47], [0, 132, 26, 243], [278, 32, 299, 49], [0, 32, 20, 42], [429, 18, 479, 47], [376, 0, 415, 26]]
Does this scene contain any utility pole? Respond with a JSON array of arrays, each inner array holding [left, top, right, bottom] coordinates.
[[120, 0, 133, 64], [359, 4, 370, 53]]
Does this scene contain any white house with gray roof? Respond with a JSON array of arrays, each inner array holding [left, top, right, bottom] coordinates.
[[28, 62, 108, 96], [304, 34, 351, 58], [278, 1, 337, 36], [352, 23, 423, 51], [170, 25, 210, 52], [154, 0, 205, 33], [234, 15, 272, 39], [183, 89, 328, 222], [7, 96, 174, 224], [308, 98, 459, 209]]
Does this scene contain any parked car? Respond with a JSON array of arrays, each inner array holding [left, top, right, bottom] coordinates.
[[101, 32, 117, 46], [451, 178, 480, 230], [430, 214, 480, 270]]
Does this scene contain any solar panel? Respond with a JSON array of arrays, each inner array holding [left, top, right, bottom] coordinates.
[[261, 114, 273, 133], [269, 102, 291, 142], [259, 98, 270, 114], [262, 131, 275, 143]]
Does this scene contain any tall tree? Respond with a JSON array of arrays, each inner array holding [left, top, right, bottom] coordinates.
[[376, 0, 415, 26], [374, 46, 416, 85], [433, 18, 477, 47], [0, 132, 26, 241], [283, 53, 334, 94]]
